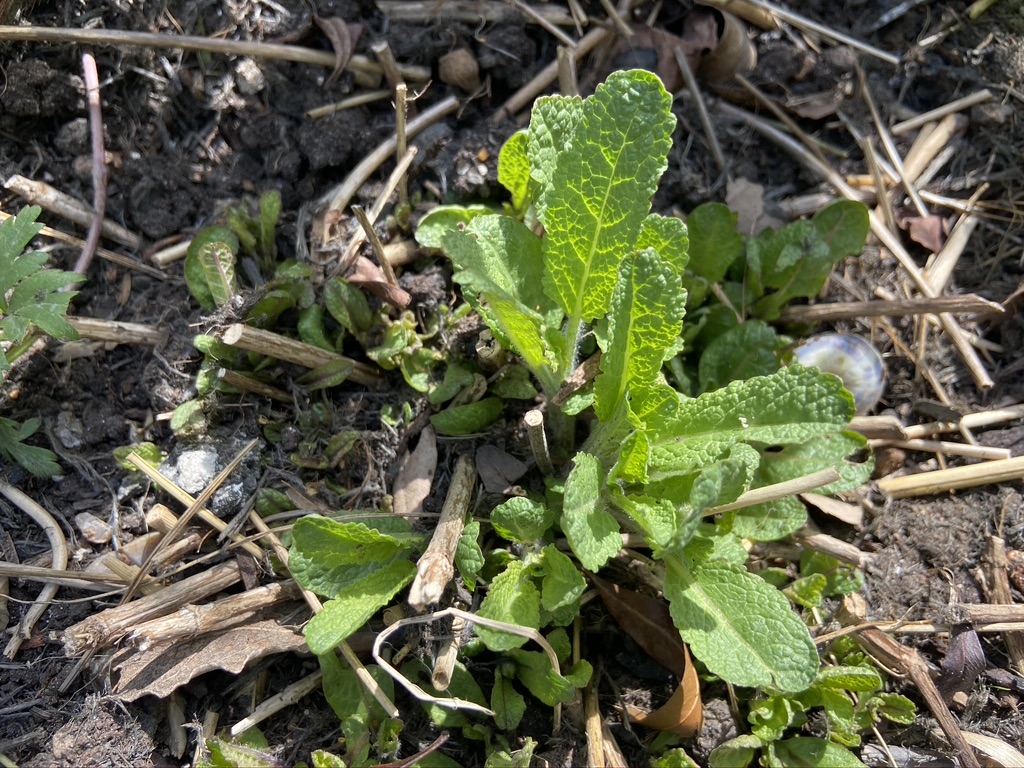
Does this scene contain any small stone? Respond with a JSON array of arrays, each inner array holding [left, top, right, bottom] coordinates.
[[235, 58, 266, 95], [438, 48, 481, 93], [74, 512, 113, 544], [55, 411, 84, 449]]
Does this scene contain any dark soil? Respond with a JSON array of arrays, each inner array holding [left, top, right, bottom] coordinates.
[[2, 0, 1024, 765]]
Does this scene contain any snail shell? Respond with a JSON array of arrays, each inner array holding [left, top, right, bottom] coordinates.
[[793, 334, 885, 414]]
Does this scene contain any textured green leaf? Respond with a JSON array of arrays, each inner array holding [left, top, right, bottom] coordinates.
[[540, 545, 587, 625], [198, 241, 237, 307], [528, 94, 582, 218], [685, 203, 743, 284], [484, 291, 551, 379], [540, 70, 675, 328], [637, 213, 689, 276], [491, 672, 526, 731], [665, 559, 819, 692], [594, 249, 686, 422], [815, 665, 882, 693], [698, 321, 781, 392], [7, 269, 83, 312], [812, 200, 870, 263], [497, 130, 532, 214], [305, 559, 416, 654], [12, 302, 79, 342], [453, 215, 550, 313], [766, 737, 866, 768], [562, 452, 622, 571], [429, 398, 503, 436], [614, 491, 680, 549], [756, 429, 872, 493], [784, 573, 828, 608], [476, 560, 541, 651], [726, 496, 807, 542], [455, 520, 484, 591], [185, 227, 239, 310], [709, 735, 762, 768], [298, 304, 333, 351], [259, 189, 281, 260], [415, 204, 494, 250], [490, 497, 554, 544], [509, 649, 591, 706]]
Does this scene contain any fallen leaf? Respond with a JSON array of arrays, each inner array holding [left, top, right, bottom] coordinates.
[[726, 177, 785, 236], [591, 573, 686, 677], [348, 255, 412, 309], [277, 17, 363, 88], [393, 425, 436, 518], [800, 493, 864, 526], [628, 645, 704, 736], [688, 8, 757, 86], [476, 445, 527, 494], [907, 215, 949, 253], [785, 89, 848, 120]]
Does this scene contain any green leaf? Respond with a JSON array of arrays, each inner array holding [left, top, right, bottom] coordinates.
[[725, 496, 808, 542], [0, 206, 46, 298], [304, 559, 416, 654], [297, 358, 355, 390], [637, 213, 689, 276], [476, 560, 541, 652], [528, 94, 582, 219], [698, 321, 781, 392], [801, 550, 865, 597], [508, 649, 591, 706], [430, 398, 503, 436], [185, 227, 239, 310], [198, 241, 237, 307], [490, 497, 554, 544], [784, 573, 828, 608], [812, 200, 870, 264], [540, 70, 676, 329], [860, 692, 916, 726], [664, 559, 819, 693], [455, 520, 484, 591], [498, 130, 533, 214], [298, 304, 334, 351], [765, 737, 866, 768], [709, 734, 762, 768], [259, 189, 281, 261], [484, 291, 552, 381], [594, 249, 686, 422], [685, 202, 743, 284], [491, 671, 527, 731], [539, 545, 587, 626], [816, 664, 882, 693], [324, 277, 372, 335], [0, 416, 61, 477], [415, 204, 494, 250], [561, 453, 622, 571]]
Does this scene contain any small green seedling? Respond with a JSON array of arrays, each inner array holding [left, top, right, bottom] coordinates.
[[0, 206, 84, 476]]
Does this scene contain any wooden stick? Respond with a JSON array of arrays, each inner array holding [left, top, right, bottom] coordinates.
[[892, 90, 993, 136], [524, 409, 555, 476], [509, 0, 577, 47], [903, 113, 967, 182], [61, 560, 242, 656], [779, 294, 1003, 323], [925, 214, 979, 294], [408, 455, 476, 611], [902, 404, 1024, 440], [305, 89, 391, 120], [985, 537, 1024, 674], [230, 669, 324, 737], [67, 317, 169, 346], [5, 174, 140, 249], [219, 323, 383, 387], [0, 25, 429, 81], [217, 368, 292, 403], [877, 456, 1024, 498], [377, 0, 576, 27], [873, 439, 1011, 461], [703, 468, 841, 516]]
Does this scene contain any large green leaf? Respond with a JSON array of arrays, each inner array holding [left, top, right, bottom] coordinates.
[[528, 94, 582, 219], [497, 130, 533, 214], [476, 560, 541, 652], [594, 249, 686, 421], [540, 70, 676, 330], [561, 452, 622, 571], [664, 559, 819, 693]]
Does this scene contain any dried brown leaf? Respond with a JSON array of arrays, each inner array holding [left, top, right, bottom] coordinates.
[[591, 573, 686, 677], [906, 215, 949, 254], [476, 445, 527, 494], [348, 255, 412, 309], [393, 426, 436, 518], [628, 645, 704, 736], [313, 17, 360, 87]]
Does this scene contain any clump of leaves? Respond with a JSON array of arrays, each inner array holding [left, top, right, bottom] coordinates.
[[0, 206, 84, 476]]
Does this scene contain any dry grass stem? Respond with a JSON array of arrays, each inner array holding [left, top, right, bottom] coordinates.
[[0, 25, 429, 81], [556, 45, 579, 96], [230, 669, 324, 737], [675, 47, 726, 173], [408, 454, 476, 611], [598, 0, 633, 38], [716, 99, 994, 389], [395, 84, 410, 209], [872, 439, 1011, 461], [985, 537, 1024, 674], [699, 0, 779, 29], [902, 404, 1024, 440], [795, 526, 873, 569], [219, 323, 384, 387], [305, 89, 391, 120], [849, 414, 908, 440], [892, 90, 993, 136], [322, 96, 457, 216], [61, 560, 242, 656], [430, 613, 466, 691], [377, 0, 575, 27], [147, 238, 190, 268], [584, 679, 607, 768], [338, 146, 418, 268], [877, 456, 1024, 498], [0, 561, 124, 591], [0, 481, 69, 659], [74, 51, 108, 275], [5, 174, 140, 249], [352, 205, 399, 288], [216, 369, 292, 403], [510, 0, 577, 47], [743, 0, 900, 65], [903, 113, 967, 181], [778, 294, 1003, 323], [122, 438, 260, 603], [925, 214, 979, 294], [861, 137, 899, 234], [67, 317, 169, 346], [704, 467, 841, 516], [126, 453, 264, 559]]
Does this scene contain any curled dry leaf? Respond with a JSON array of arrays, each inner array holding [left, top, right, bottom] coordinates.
[[907, 214, 950, 254], [475, 444, 527, 494], [687, 7, 757, 86], [349, 254, 412, 309], [277, 17, 363, 87], [627, 645, 704, 736]]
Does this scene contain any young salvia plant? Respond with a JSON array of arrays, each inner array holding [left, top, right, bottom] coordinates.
[[410, 69, 881, 760]]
